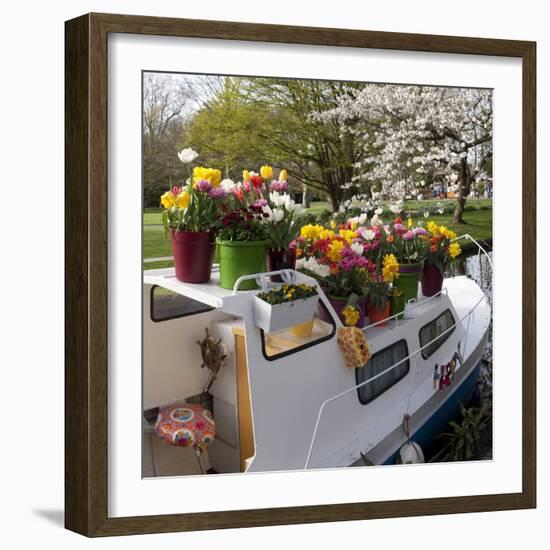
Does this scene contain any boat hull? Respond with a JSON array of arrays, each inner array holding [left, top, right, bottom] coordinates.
[[382, 361, 482, 464]]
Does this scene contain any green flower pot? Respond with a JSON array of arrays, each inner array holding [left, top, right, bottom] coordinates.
[[394, 262, 423, 302], [390, 292, 406, 320], [216, 239, 268, 290]]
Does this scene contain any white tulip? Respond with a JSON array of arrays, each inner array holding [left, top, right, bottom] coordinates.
[[273, 209, 284, 222], [177, 148, 199, 164], [221, 178, 236, 192]]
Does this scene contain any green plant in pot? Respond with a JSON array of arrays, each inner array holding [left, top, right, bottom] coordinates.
[[216, 205, 269, 290], [160, 155, 225, 284]]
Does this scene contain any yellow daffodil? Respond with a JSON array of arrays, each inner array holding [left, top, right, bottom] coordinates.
[[439, 226, 457, 240], [160, 190, 176, 209], [449, 242, 462, 259], [279, 169, 288, 181], [382, 253, 399, 282], [342, 304, 360, 327], [175, 190, 191, 209], [327, 239, 344, 262], [260, 165, 274, 180], [243, 170, 251, 182], [427, 221, 439, 235]]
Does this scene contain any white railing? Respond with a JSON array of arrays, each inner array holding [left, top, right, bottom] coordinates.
[[303, 235, 492, 469]]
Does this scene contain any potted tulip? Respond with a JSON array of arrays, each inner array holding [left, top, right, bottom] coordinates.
[[160, 152, 225, 283], [421, 221, 462, 296], [254, 283, 319, 333], [215, 204, 269, 290], [262, 172, 304, 281], [381, 217, 426, 302], [295, 224, 376, 328]]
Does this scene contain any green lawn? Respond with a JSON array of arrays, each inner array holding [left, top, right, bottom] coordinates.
[[143, 208, 491, 269]]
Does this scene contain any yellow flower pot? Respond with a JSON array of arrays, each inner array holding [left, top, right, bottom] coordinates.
[[290, 318, 314, 338]]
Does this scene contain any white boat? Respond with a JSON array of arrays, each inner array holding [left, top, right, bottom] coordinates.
[[142, 236, 492, 475]]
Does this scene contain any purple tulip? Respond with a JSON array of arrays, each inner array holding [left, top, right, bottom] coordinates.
[[414, 227, 429, 236], [253, 198, 268, 208], [196, 179, 212, 193], [402, 230, 416, 241], [208, 187, 227, 199]]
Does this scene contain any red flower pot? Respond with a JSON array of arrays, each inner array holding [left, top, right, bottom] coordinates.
[[266, 248, 297, 282], [422, 264, 444, 297], [170, 230, 215, 283], [367, 300, 391, 327]]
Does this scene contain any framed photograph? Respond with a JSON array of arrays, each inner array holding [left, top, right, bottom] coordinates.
[[65, 13, 536, 537]]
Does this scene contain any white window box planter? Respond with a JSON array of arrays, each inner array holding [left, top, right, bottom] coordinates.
[[253, 294, 319, 333]]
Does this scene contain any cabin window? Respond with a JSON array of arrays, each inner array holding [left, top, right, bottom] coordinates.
[[260, 300, 336, 360], [355, 340, 410, 405], [150, 286, 213, 322], [419, 309, 456, 358]]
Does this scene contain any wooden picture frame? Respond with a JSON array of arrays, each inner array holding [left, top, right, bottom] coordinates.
[[65, 12, 536, 537]]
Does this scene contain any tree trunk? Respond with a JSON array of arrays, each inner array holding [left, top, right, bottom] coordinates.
[[452, 157, 471, 224], [302, 183, 311, 209]]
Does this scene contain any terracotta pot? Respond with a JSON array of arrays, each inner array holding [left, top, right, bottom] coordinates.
[[170, 230, 215, 283], [266, 248, 296, 282], [422, 264, 444, 297], [367, 300, 391, 327]]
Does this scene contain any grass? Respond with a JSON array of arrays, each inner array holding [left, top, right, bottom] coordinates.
[[143, 208, 491, 269]]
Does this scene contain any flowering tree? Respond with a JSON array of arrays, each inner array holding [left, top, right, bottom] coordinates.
[[318, 84, 493, 223]]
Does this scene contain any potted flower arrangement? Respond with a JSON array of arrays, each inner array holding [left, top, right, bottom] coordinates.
[[295, 223, 375, 328], [364, 252, 400, 327], [421, 221, 462, 296], [262, 171, 304, 281], [254, 283, 319, 333], [215, 202, 269, 290], [381, 216, 426, 302], [160, 152, 225, 283]]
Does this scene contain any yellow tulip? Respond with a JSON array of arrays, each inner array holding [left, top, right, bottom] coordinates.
[[260, 165, 274, 180], [210, 168, 222, 187], [175, 191, 191, 209], [242, 170, 251, 182], [160, 191, 176, 209], [279, 169, 288, 182], [407, 216, 413, 228]]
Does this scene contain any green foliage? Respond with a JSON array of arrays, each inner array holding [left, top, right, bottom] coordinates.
[[257, 283, 317, 305], [439, 403, 489, 461]]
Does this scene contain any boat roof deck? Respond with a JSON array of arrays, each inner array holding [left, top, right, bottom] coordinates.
[[144, 264, 255, 308]]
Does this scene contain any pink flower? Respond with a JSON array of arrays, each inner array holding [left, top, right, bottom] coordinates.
[[253, 198, 268, 208], [402, 230, 415, 241], [393, 223, 407, 235], [242, 181, 251, 193], [269, 180, 288, 192]]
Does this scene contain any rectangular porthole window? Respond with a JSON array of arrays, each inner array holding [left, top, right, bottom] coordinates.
[[356, 339, 410, 405], [150, 286, 213, 322], [419, 309, 456, 359]]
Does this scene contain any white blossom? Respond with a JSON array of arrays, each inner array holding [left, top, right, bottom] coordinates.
[[220, 178, 236, 192]]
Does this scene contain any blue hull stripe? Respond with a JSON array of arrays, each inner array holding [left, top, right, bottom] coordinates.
[[383, 361, 482, 465]]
